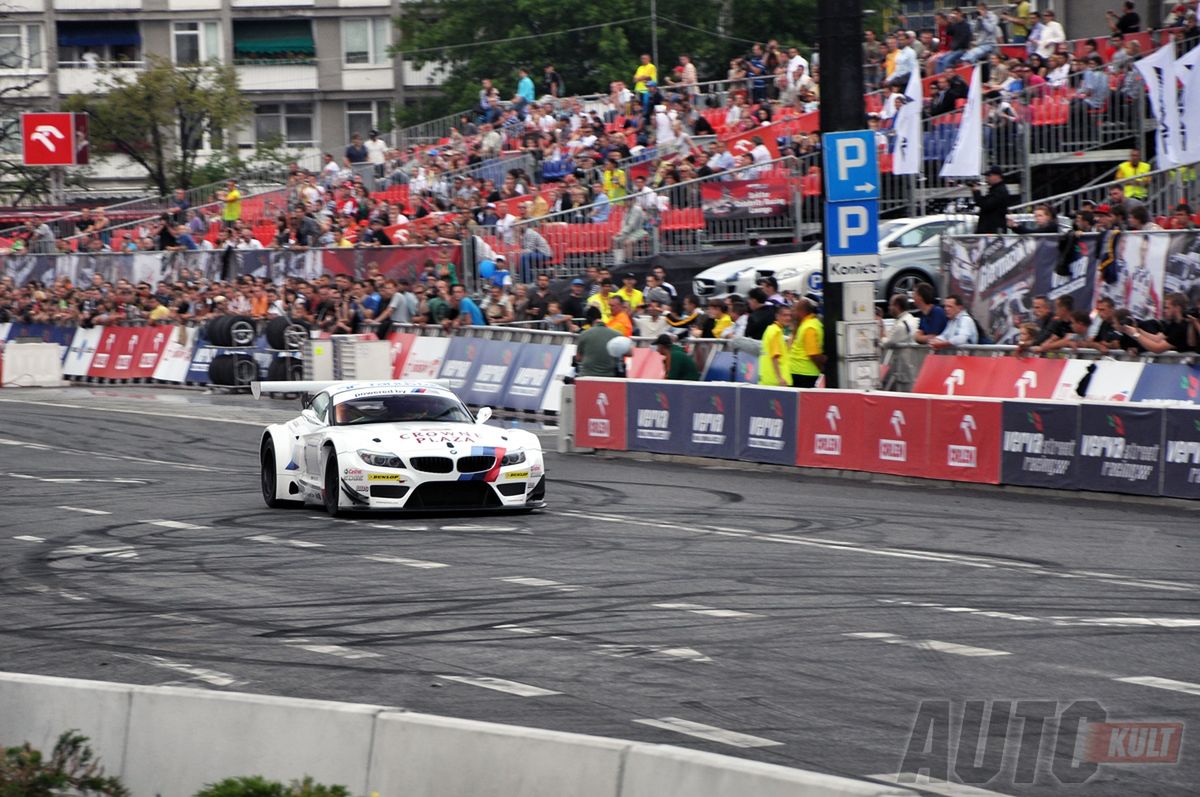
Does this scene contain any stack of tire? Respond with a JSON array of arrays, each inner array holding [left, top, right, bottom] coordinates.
[[264, 316, 309, 382], [206, 315, 258, 388]]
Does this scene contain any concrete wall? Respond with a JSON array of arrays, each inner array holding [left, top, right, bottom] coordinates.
[[0, 672, 918, 797]]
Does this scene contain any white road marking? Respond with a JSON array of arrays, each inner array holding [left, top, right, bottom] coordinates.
[[443, 524, 518, 532], [653, 602, 763, 619], [634, 717, 783, 748], [141, 519, 209, 530], [1114, 676, 1200, 697], [844, 632, 1011, 658], [494, 624, 546, 634], [13, 535, 44, 542], [285, 639, 380, 660], [57, 506, 111, 515], [497, 576, 580, 592], [869, 773, 1014, 796], [0, 399, 265, 427], [361, 554, 448, 569], [115, 653, 244, 687], [369, 523, 429, 531], [22, 585, 89, 602], [3, 472, 148, 484], [436, 675, 560, 697], [0, 435, 228, 473], [52, 544, 138, 560], [596, 644, 713, 663], [247, 534, 325, 548], [551, 509, 1198, 594], [881, 599, 1200, 629]]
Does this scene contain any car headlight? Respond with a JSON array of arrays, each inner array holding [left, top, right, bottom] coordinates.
[[501, 450, 526, 466], [358, 450, 404, 468]]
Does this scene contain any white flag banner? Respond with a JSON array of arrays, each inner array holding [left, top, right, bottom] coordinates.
[[1135, 44, 1179, 168], [939, 66, 983, 179], [892, 67, 924, 175], [1173, 43, 1200, 162]]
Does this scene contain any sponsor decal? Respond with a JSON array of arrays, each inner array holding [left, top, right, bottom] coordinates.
[[394, 431, 480, 444], [1077, 413, 1159, 484], [1085, 722, 1184, 765], [505, 470, 530, 480], [690, 395, 727, 446], [588, 390, 611, 437], [879, 409, 907, 462], [636, 391, 671, 441], [509, 366, 549, 396], [815, 404, 842, 456], [747, 398, 786, 451], [367, 474, 403, 483], [948, 415, 978, 468]]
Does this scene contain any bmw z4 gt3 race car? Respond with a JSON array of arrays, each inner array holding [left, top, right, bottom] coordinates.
[[254, 380, 546, 515]]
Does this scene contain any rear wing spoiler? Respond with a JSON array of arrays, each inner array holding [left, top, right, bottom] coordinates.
[[251, 379, 453, 399]]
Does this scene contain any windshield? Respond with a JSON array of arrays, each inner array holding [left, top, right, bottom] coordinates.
[[333, 394, 473, 425]]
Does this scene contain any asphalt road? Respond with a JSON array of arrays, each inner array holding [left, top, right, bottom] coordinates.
[[0, 387, 1198, 797]]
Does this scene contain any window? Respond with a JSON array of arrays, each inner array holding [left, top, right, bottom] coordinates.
[[346, 100, 391, 141], [233, 20, 315, 64], [0, 24, 43, 70], [342, 18, 389, 66], [173, 22, 221, 66], [57, 21, 140, 67], [255, 103, 315, 147]]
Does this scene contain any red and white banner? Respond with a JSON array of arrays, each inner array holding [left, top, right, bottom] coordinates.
[[859, 393, 931, 476], [574, 378, 627, 450], [701, 177, 791, 220], [914, 355, 1068, 400], [913, 355, 996, 398], [1052, 360, 1144, 402], [388, 332, 417, 378], [926, 398, 1003, 483], [722, 128, 781, 160], [21, 112, 88, 167], [399, 336, 449, 380], [152, 326, 198, 383], [796, 390, 866, 470]]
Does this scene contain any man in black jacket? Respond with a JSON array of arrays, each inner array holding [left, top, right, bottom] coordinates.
[[972, 166, 1010, 234], [744, 288, 777, 340]]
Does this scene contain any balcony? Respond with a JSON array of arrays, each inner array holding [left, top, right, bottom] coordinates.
[[341, 65, 392, 92], [235, 62, 318, 92], [54, 0, 141, 8], [0, 71, 49, 97], [57, 62, 143, 95]]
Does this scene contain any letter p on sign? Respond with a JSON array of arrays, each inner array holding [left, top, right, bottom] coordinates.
[[835, 138, 867, 182], [837, 206, 869, 250]]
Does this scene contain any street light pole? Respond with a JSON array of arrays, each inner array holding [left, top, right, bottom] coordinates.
[[650, 0, 659, 77]]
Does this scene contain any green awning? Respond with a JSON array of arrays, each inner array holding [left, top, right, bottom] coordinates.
[[233, 20, 315, 56]]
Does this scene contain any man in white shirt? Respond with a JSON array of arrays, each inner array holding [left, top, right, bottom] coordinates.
[[1034, 10, 1065, 59], [928, 295, 978, 349], [365, 131, 387, 166], [891, 32, 918, 84]]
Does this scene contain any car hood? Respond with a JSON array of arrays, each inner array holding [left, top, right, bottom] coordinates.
[[330, 422, 531, 454]]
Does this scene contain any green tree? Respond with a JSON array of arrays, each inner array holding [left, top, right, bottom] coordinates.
[[393, 0, 821, 124], [0, 730, 128, 797], [65, 56, 251, 194]]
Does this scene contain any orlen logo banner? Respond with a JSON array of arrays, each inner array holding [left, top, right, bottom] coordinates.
[[1052, 360, 1144, 402], [983, 357, 1065, 400], [1076, 404, 1164, 496], [626, 380, 688, 455], [735, 385, 798, 465], [912, 356, 995, 398], [573, 378, 627, 450], [400, 336, 449, 380], [1130, 363, 1200, 405], [796, 389, 866, 470], [387, 332, 416, 378], [860, 394, 931, 476], [926, 398, 1002, 484], [1161, 407, 1200, 499], [503, 343, 559, 413], [999, 400, 1081, 490], [681, 384, 737, 458]]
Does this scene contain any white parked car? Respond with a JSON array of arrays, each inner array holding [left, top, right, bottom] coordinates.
[[692, 214, 979, 301], [255, 380, 546, 515]]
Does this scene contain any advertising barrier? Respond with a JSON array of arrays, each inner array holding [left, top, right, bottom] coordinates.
[[437, 337, 485, 391], [926, 398, 1002, 484], [999, 400, 1081, 490], [796, 390, 865, 471], [387, 332, 417, 378], [152, 326, 199, 383], [704, 351, 758, 384], [859, 393, 931, 477], [1130, 363, 1200, 404], [504, 344, 561, 413], [1161, 407, 1200, 499], [574, 378, 627, 449], [735, 385, 798, 465], [680, 383, 738, 458], [1076, 404, 1164, 496], [63, 327, 102, 378], [461, 339, 518, 407], [399, 336, 449, 380], [626, 380, 688, 455]]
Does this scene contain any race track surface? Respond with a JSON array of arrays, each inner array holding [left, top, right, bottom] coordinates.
[[1, 387, 1197, 796]]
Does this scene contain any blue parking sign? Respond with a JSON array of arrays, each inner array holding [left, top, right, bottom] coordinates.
[[824, 200, 879, 257], [822, 131, 880, 203]]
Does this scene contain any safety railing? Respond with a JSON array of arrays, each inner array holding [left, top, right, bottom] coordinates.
[[1008, 158, 1200, 219], [892, 342, 1198, 364]]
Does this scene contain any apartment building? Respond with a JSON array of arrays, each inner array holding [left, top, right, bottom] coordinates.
[[0, 0, 443, 181]]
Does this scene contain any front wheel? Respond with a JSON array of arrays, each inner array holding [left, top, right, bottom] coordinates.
[[886, 270, 931, 300], [324, 452, 345, 518]]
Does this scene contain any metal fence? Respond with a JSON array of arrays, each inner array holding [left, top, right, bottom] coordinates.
[[1009, 160, 1200, 220]]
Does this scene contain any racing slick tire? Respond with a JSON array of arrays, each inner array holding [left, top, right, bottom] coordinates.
[[323, 451, 346, 518], [261, 438, 300, 509], [265, 316, 310, 350]]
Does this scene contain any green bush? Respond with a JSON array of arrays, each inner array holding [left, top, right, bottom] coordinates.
[[195, 775, 351, 797], [0, 730, 128, 797]]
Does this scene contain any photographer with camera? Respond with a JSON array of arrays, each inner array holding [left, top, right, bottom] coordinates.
[[1107, 1, 1140, 34]]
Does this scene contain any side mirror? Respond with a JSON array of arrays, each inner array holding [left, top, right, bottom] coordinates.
[[475, 407, 493, 425]]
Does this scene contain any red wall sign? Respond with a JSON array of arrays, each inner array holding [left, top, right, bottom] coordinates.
[[21, 113, 89, 167], [926, 398, 1003, 484], [574, 378, 627, 450]]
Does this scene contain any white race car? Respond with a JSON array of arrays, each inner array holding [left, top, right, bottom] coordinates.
[[254, 380, 546, 515]]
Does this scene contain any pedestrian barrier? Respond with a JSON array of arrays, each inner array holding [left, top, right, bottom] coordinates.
[[0, 672, 918, 797], [570, 378, 1200, 501], [0, 341, 62, 387]]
